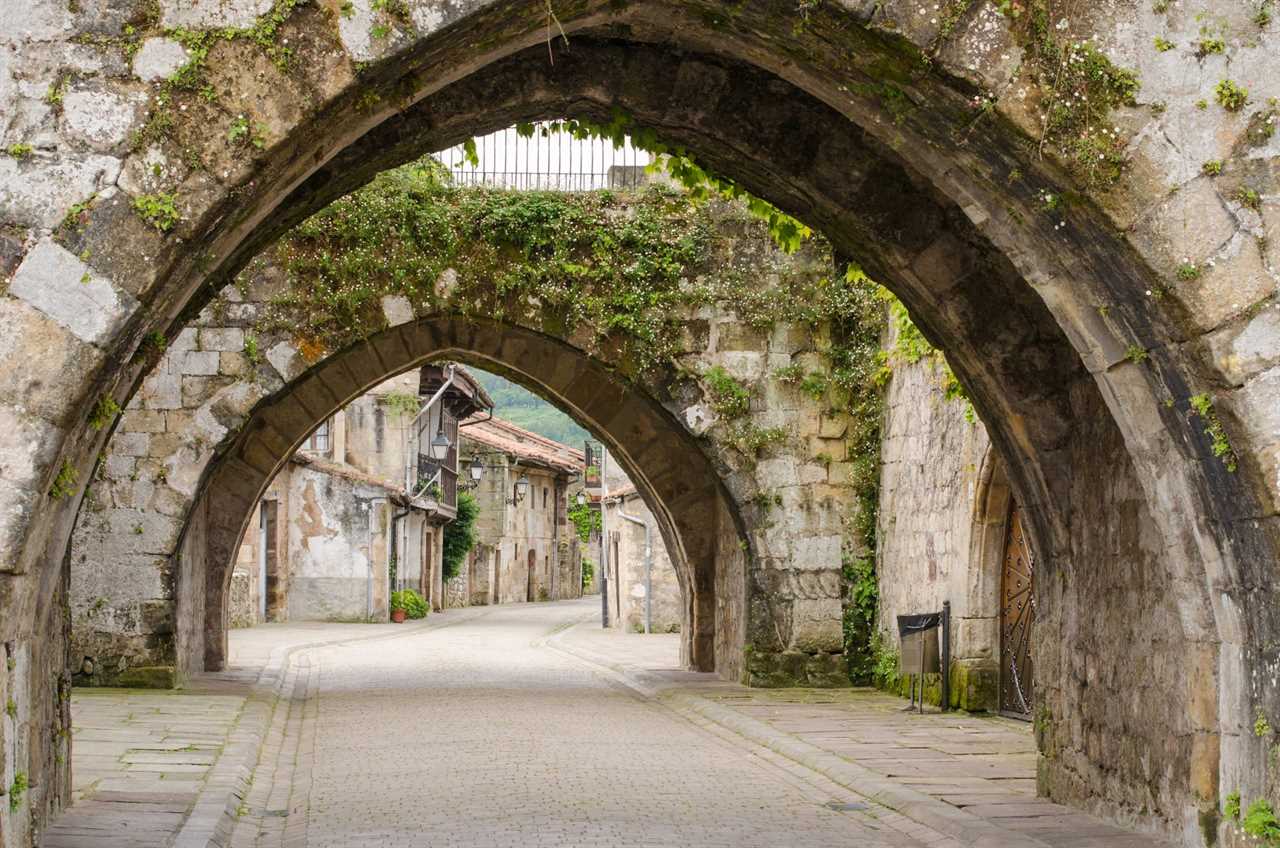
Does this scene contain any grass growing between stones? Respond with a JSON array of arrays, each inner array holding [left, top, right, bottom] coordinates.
[[995, 0, 1140, 190]]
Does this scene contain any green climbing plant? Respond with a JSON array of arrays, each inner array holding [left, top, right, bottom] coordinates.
[[568, 500, 601, 543], [442, 491, 479, 581]]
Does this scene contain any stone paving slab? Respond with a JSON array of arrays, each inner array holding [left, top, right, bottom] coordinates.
[[231, 600, 955, 848], [45, 602, 1182, 848], [43, 688, 249, 848], [44, 608, 491, 848], [553, 618, 1177, 848]]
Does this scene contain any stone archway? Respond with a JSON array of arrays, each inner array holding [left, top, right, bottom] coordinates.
[[182, 317, 750, 677], [968, 447, 1017, 715], [0, 2, 1275, 844], [68, 181, 868, 691]]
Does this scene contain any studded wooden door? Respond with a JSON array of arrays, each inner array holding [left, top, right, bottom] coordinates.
[[999, 502, 1035, 718]]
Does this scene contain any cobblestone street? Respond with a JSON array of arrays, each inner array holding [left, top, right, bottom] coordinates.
[[237, 600, 931, 848], [47, 599, 1174, 847]]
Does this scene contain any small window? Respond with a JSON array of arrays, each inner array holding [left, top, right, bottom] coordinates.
[[542, 488, 548, 510], [303, 418, 331, 453]]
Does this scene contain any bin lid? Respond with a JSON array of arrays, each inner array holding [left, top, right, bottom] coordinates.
[[896, 612, 942, 636]]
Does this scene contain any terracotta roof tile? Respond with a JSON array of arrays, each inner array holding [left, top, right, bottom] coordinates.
[[460, 416, 584, 474]]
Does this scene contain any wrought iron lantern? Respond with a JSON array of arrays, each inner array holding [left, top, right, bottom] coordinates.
[[428, 425, 450, 461]]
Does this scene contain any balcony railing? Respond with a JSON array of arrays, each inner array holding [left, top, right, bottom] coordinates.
[[416, 454, 458, 511]]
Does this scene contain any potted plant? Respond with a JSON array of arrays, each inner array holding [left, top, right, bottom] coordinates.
[[390, 591, 408, 623], [390, 589, 428, 623]]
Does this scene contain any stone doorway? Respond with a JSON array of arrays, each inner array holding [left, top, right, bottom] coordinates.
[[999, 502, 1035, 719], [261, 501, 283, 622]]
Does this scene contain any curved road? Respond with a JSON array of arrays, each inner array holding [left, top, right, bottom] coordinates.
[[274, 600, 933, 848]]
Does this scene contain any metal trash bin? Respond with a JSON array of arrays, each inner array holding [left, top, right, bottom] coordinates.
[[896, 602, 951, 713]]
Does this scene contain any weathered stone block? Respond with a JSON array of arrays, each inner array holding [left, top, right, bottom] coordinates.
[[0, 297, 104, 425], [115, 665, 176, 688], [60, 82, 147, 153], [142, 369, 181, 410], [1173, 234, 1276, 334], [8, 239, 137, 345], [804, 652, 849, 688], [181, 350, 221, 376], [199, 327, 244, 352], [132, 37, 189, 82], [0, 153, 121, 229], [788, 538, 839, 571], [267, 340, 304, 381], [3, 0, 70, 41], [121, 410, 166, 434], [114, 432, 150, 458], [159, 0, 273, 29]]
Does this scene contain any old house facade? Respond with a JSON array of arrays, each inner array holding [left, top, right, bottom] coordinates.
[[597, 484, 682, 635], [226, 365, 491, 626], [451, 417, 585, 608]]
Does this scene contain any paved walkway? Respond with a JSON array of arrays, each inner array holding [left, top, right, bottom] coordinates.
[[42, 688, 246, 848], [47, 599, 1176, 847], [556, 623, 1168, 848]]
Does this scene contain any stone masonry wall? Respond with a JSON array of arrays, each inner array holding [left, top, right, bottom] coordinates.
[[875, 323, 996, 710], [68, 199, 861, 695]]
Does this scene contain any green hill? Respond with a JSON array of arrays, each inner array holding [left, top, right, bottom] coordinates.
[[469, 369, 592, 450]]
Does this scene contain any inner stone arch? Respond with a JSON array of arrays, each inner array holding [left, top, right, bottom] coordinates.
[[182, 318, 747, 677]]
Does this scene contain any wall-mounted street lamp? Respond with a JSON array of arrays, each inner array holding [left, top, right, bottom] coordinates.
[[510, 474, 530, 506], [468, 456, 484, 484], [575, 491, 586, 507], [428, 424, 450, 461]]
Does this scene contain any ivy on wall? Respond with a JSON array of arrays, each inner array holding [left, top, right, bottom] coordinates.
[[568, 500, 601, 543], [442, 491, 479, 581], [258, 156, 902, 686]]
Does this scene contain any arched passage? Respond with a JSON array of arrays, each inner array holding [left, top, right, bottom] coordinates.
[[182, 317, 745, 677], [0, 2, 1275, 843]]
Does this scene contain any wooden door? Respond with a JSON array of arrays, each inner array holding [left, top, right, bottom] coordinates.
[[493, 550, 501, 604], [262, 500, 281, 621], [999, 502, 1035, 718], [527, 548, 536, 602]]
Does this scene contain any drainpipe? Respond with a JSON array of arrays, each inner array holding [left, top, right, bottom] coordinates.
[[599, 450, 610, 629], [615, 504, 651, 635]]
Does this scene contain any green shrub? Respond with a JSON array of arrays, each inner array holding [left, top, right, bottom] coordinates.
[[703, 365, 750, 418], [581, 558, 595, 589], [568, 500, 601, 543], [49, 459, 78, 500], [442, 491, 478, 581], [1244, 799, 1280, 841], [390, 589, 428, 620], [9, 773, 27, 813], [132, 192, 181, 232], [89, 395, 121, 430], [1216, 79, 1249, 111], [1224, 790, 1241, 820]]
